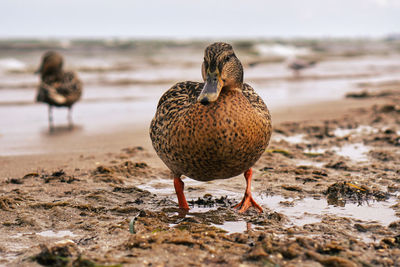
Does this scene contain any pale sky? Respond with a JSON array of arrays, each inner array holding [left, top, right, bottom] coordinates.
[[1, 0, 399, 38]]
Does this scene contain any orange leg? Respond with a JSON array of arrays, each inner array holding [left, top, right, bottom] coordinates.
[[234, 169, 263, 213], [174, 177, 189, 211]]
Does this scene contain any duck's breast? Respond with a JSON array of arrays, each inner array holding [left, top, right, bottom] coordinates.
[[153, 88, 270, 181]]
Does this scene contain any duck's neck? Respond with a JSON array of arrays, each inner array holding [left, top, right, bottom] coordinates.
[[220, 85, 243, 97]]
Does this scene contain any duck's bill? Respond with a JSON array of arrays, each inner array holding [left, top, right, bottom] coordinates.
[[197, 72, 223, 104]]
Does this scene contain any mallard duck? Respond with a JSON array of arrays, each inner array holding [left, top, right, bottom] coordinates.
[[150, 42, 272, 213], [36, 51, 82, 131]]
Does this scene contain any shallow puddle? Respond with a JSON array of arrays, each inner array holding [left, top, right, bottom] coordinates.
[[331, 143, 370, 162], [189, 206, 219, 213], [333, 125, 378, 138], [294, 159, 325, 168], [258, 195, 398, 226], [174, 195, 398, 234], [139, 179, 398, 234], [303, 147, 326, 154], [37, 230, 76, 238], [137, 179, 175, 195], [273, 133, 309, 144], [211, 221, 250, 234], [137, 178, 240, 198], [10, 230, 76, 239]]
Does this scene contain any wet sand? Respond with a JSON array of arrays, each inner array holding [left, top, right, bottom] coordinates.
[[1, 80, 400, 266]]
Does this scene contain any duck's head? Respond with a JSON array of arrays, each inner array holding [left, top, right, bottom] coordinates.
[[36, 51, 64, 78], [198, 42, 243, 105]]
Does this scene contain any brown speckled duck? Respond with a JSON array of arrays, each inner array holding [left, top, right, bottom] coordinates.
[[150, 42, 272, 213], [36, 51, 82, 131]]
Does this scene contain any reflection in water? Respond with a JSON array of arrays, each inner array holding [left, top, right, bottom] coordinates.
[[173, 194, 397, 234], [258, 195, 397, 227], [138, 179, 397, 228], [331, 143, 371, 162], [0, 100, 155, 156], [137, 178, 238, 198], [43, 124, 83, 136]]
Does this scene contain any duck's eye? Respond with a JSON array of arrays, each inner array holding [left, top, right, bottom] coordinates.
[[225, 56, 231, 62]]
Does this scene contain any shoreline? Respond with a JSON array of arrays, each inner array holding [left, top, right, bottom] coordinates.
[[0, 96, 387, 178]]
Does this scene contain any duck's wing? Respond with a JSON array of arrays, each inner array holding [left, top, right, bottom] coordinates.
[[156, 81, 203, 111], [242, 83, 271, 122], [37, 71, 82, 106], [151, 81, 203, 143], [36, 82, 66, 105], [56, 71, 82, 104]]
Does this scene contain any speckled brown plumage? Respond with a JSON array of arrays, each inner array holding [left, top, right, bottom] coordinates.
[[37, 71, 82, 107], [150, 42, 272, 212], [36, 51, 82, 130], [36, 51, 82, 107], [151, 82, 271, 180]]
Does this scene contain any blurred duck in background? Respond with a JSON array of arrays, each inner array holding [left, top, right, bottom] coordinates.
[[287, 58, 316, 77], [36, 51, 82, 131]]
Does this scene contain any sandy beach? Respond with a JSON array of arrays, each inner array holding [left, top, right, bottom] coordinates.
[[1, 39, 400, 266]]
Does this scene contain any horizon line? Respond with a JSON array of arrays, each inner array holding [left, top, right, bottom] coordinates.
[[0, 34, 398, 41]]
